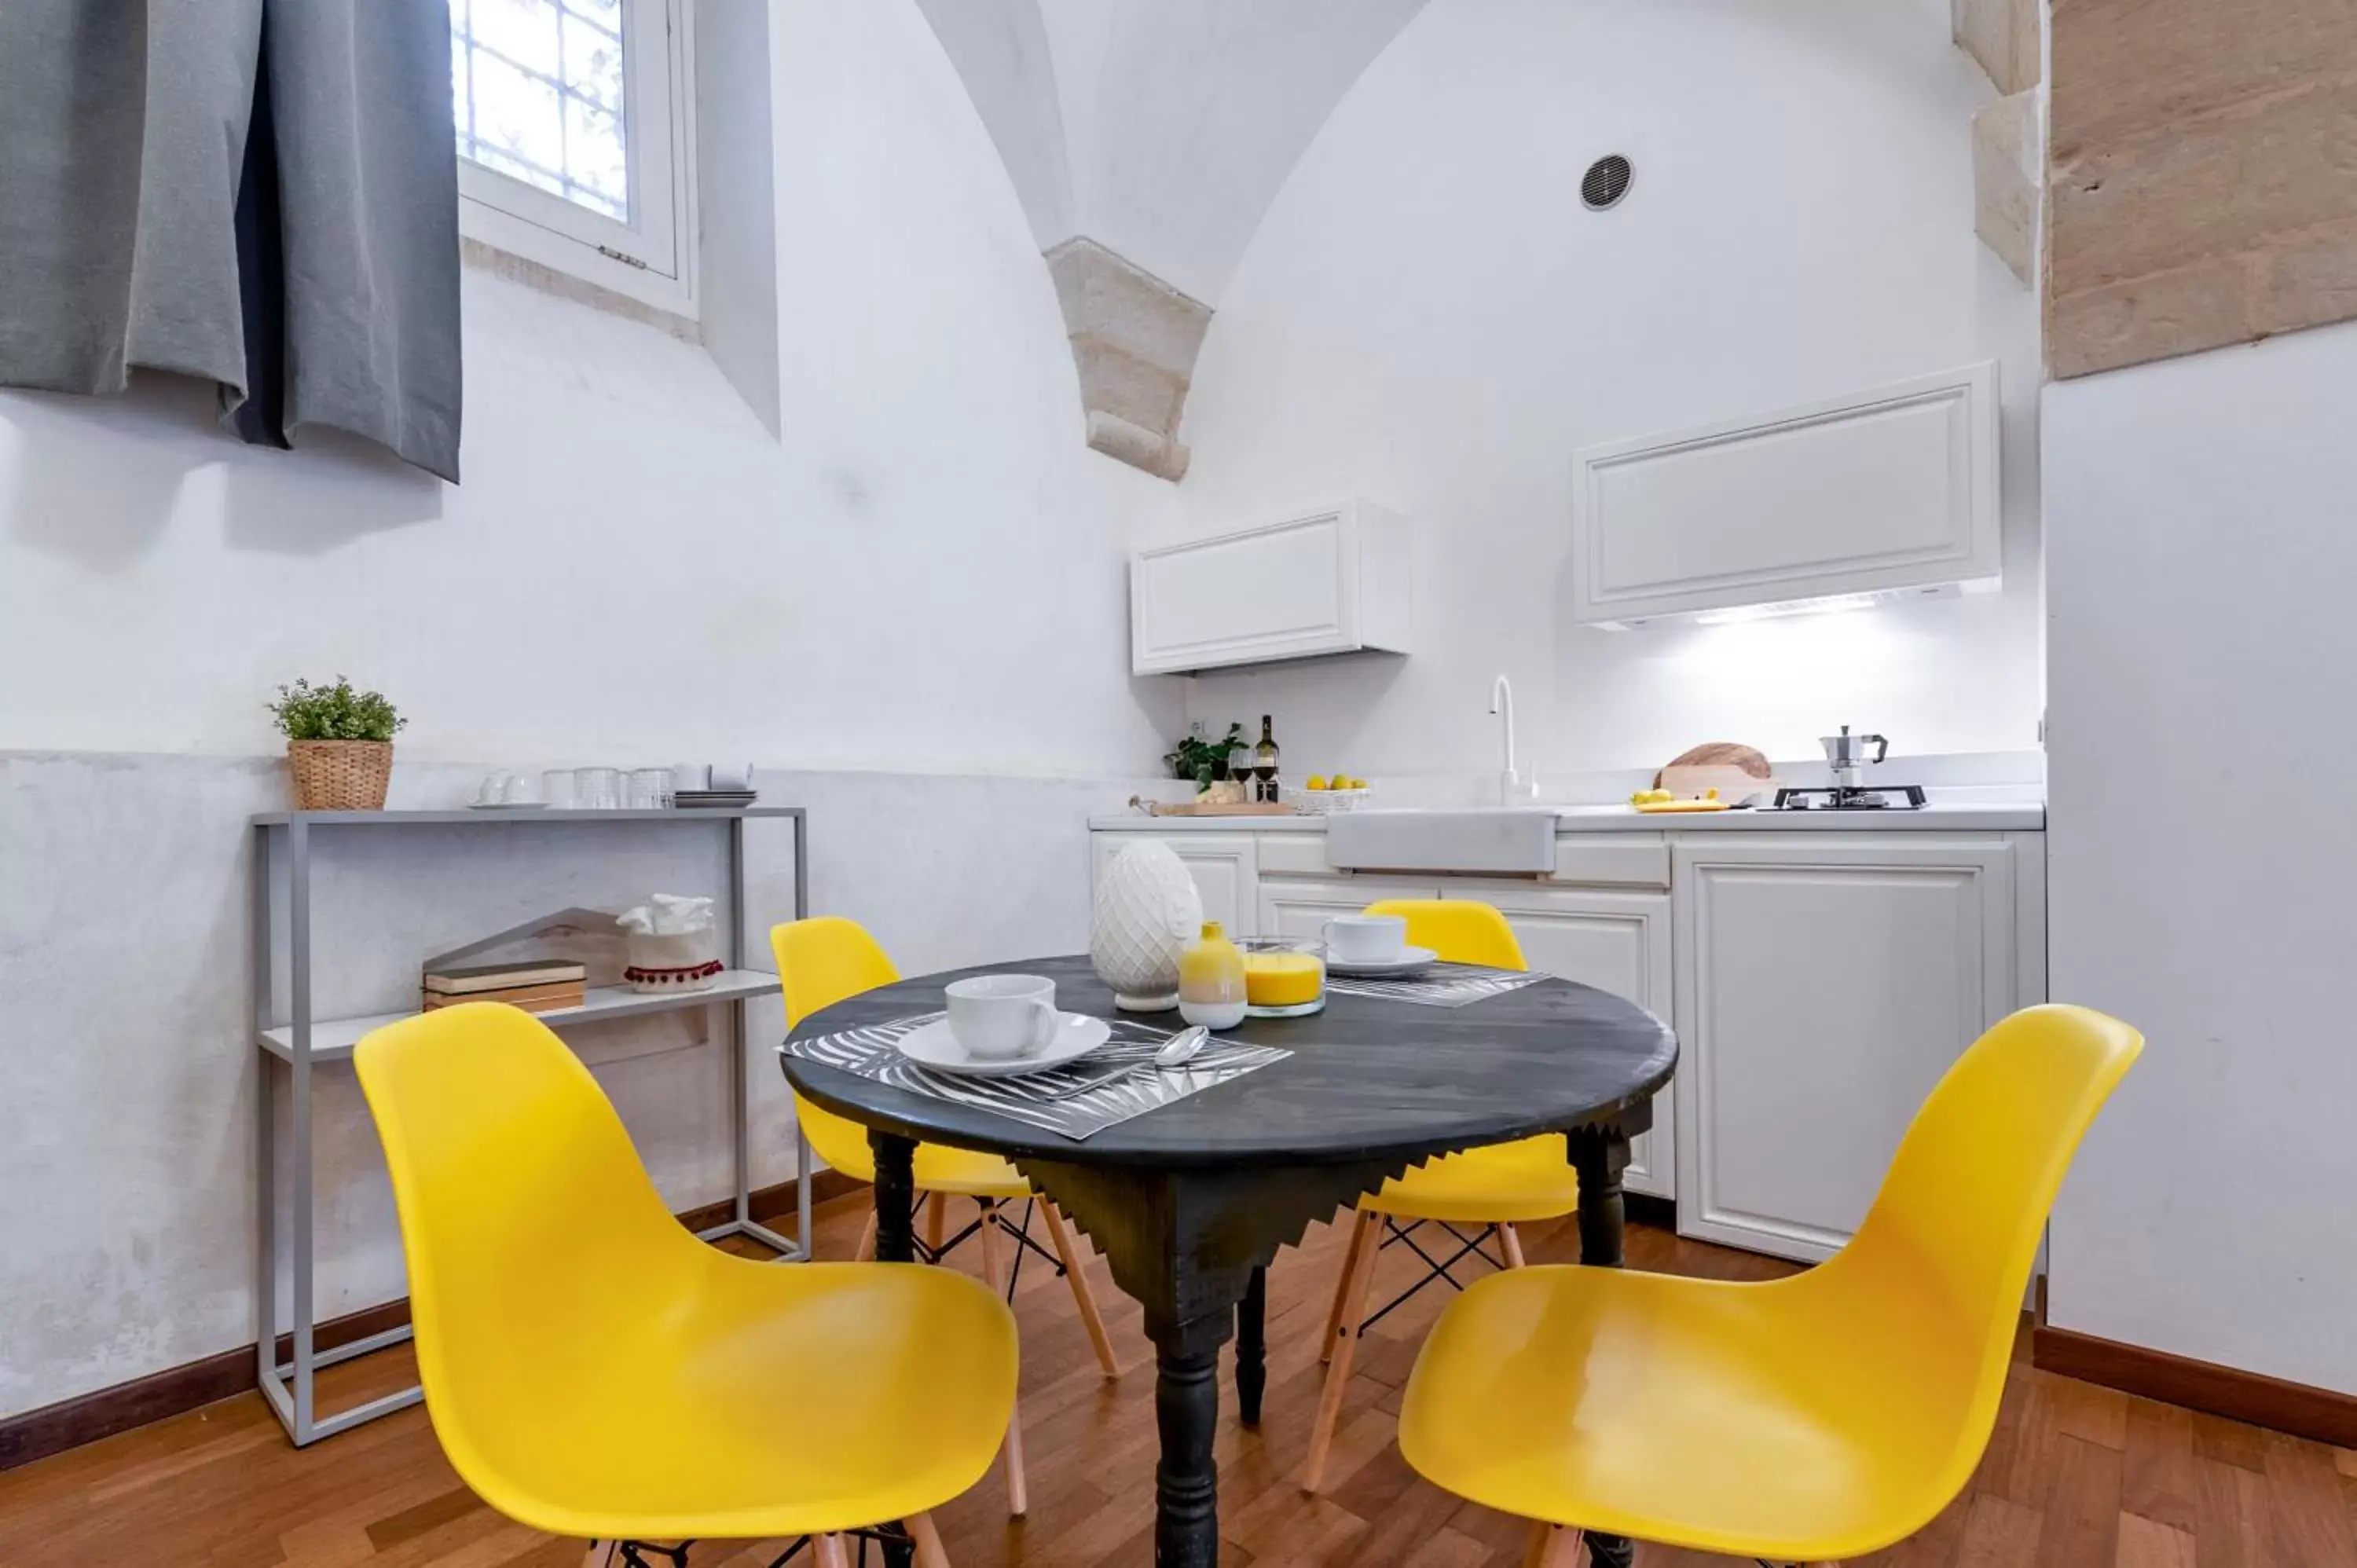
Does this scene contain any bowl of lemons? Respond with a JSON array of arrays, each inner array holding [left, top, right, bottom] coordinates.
[[1296, 773, 1373, 814]]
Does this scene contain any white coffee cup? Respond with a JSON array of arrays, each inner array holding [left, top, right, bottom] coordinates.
[[945, 973, 1062, 1061], [1324, 914, 1409, 964]]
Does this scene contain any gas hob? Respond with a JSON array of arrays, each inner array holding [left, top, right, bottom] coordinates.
[[1772, 784, 1929, 811]]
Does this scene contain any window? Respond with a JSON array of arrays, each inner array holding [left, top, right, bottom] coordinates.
[[449, 0, 695, 314]]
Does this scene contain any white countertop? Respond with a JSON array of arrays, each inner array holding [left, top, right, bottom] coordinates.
[[1091, 799, 2044, 833]]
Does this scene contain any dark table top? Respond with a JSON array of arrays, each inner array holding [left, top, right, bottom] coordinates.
[[779, 954, 1677, 1170]]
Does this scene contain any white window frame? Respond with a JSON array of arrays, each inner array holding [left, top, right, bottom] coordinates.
[[456, 0, 698, 317]]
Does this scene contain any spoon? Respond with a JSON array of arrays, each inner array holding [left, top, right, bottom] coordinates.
[[1154, 1024, 1210, 1070]]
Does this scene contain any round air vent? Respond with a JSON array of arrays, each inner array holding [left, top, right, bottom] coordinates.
[[1582, 154, 1633, 211]]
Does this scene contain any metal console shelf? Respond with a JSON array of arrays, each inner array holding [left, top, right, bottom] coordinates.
[[249, 805, 810, 1445]]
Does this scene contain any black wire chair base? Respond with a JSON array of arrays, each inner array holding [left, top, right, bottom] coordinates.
[[911, 1196, 1061, 1303], [760, 1519, 923, 1566], [1356, 1215, 1512, 1334], [616, 1544, 692, 1568]]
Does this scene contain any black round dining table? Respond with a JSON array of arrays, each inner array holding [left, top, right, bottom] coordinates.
[[779, 954, 1677, 1568]]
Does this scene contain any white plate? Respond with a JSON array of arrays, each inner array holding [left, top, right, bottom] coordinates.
[[895, 1013, 1113, 1078], [1324, 946, 1439, 978]]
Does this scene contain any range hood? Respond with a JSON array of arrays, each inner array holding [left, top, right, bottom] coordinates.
[[1570, 362, 2001, 629]]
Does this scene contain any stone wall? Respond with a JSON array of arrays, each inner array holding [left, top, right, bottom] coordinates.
[[2048, 0, 2357, 377]]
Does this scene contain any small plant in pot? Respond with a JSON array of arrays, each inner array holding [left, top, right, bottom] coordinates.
[[268, 676, 405, 811], [1164, 723, 1244, 793]]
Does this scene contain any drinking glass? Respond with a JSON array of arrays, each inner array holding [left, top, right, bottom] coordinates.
[[541, 769, 577, 809], [574, 766, 621, 810], [627, 768, 672, 809]]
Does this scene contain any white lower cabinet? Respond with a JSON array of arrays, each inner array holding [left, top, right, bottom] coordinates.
[[1670, 836, 2018, 1262], [1094, 824, 2044, 1256], [1091, 833, 1260, 937], [1257, 877, 1677, 1201], [1472, 885, 1675, 1200], [1257, 875, 1438, 941]]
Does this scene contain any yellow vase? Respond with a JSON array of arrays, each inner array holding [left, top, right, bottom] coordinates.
[[1178, 921, 1249, 1029]]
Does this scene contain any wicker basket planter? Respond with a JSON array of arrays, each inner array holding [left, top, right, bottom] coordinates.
[[286, 740, 393, 811]]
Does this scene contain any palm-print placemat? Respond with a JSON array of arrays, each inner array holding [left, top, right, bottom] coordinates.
[[783, 1013, 1290, 1141], [1321, 962, 1549, 1009]]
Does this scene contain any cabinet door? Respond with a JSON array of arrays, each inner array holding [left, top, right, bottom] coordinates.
[[1257, 876, 1437, 943], [1672, 837, 2016, 1262], [1472, 885, 1676, 1200], [1093, 834, 1260, 939], [1130, 500, 1411, 674]]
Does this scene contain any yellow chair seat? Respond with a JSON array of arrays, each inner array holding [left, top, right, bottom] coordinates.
[[1399, 1265, 1955, 1562], [1363, 1135, 1578, 1223], [800, 1097, 1035, 1200], [472, 1255, 1019, 1542], [354, 1003, 1022, 1550], [1398, 1004, 2145, 1563]]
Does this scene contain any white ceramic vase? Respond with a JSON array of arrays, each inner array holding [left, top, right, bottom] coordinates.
[[1090, 841, 1201, 1012]]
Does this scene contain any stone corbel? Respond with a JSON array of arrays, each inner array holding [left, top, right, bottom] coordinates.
[[1047, 237, 1211, 482]]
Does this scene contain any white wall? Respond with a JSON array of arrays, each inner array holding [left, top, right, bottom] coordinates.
[[2044, 321, 2357, 1396], [0, 0, 1179, 771], [1173, 0, 2044, 779], [0, 0, 1178, 1417]]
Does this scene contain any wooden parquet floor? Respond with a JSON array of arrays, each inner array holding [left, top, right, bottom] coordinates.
[[2, 1192, 2352, 1567]]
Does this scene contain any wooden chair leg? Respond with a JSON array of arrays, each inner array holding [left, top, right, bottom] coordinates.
[[1499, 1221, 1527, 1269], [1302, 1207, 1384, 1492], [854, 1200, 879, 1263], [581, 1544, 618, 1568], [924, 1190, 948, 1254], [1041, 1200, 1120, 1378], [976, 1201, 1029, 1516], [906, 1511, 951, 1568], [1320, 1210, 1377, 1365], [1520, 1522, 1578, 1567], [815, 1536, 852, 1568]]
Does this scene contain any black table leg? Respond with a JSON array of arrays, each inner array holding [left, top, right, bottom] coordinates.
[[1569, 1127, 1635, 1568], [867, 1130, 920, 1568], [1152, 1311, 1233, 1567], [1233, 1266, 1267, 1427]]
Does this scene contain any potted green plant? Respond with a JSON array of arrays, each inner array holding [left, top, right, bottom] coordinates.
[[1164, 723, 1244, 792], [267, 676, 406, 811]]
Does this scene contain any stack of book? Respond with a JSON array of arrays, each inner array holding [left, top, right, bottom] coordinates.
[[420, 959, 588, 1015]]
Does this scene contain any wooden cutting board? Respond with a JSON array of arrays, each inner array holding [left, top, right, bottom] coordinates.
[[1130, 797, 1297, 818], [1656, 742, 1776, 802]]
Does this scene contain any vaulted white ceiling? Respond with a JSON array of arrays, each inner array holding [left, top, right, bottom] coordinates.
[[917, 0, 1431, 307], [914, 0, 1430, 478]]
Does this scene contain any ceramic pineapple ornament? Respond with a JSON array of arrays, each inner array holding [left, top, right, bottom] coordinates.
[[1090, 841, 1202, 1011]]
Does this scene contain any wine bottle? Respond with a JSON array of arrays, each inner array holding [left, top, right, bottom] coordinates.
[[1254, 714, 1280, 802]]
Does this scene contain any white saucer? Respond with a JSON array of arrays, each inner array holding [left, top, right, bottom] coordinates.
[[895, 1013, 1113, 1077], [1324, 946, 1439, 978]]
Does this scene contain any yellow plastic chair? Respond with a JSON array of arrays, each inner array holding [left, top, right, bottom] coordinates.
[[1304, 898, 1582, 1490], [354, 1003, 1017, 1566], [1398, 1004, 2143, 1566], [772, 917, 1122, 1515]]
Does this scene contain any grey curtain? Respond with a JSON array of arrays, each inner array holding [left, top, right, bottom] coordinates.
[[0, 0, 463, 481]]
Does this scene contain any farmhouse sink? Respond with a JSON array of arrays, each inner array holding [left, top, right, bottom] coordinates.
[[1325, 808, 1560, 874]]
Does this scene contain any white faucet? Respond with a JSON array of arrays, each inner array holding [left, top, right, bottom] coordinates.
[[1490, 675, 1538, 803]]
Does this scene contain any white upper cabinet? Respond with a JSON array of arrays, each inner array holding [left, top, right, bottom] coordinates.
[[1131, 500, 1412, 675], [1571, 363, 2001, 628]]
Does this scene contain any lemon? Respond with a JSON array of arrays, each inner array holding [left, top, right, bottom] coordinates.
[[1305, 775, 1329, 791], [1344, 775, 1366, 790]]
